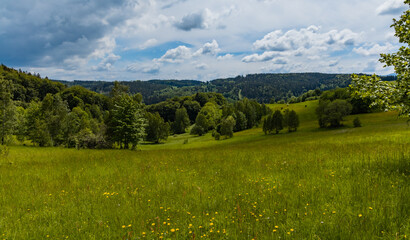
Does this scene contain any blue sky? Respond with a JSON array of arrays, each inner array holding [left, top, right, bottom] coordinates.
[[0, 0, 407, 81]]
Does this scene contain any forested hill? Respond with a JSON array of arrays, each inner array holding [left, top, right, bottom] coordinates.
[[0, 64, 109, 110], [0, 64, 396, 105], [56, 73, 396, 105], [0, 64, 66, 103]]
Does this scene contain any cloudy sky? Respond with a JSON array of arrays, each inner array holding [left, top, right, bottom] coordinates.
[[0, 0, 408, 81]]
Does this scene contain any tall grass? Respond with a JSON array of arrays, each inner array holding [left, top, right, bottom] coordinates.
[[0, 103, 409, 239]]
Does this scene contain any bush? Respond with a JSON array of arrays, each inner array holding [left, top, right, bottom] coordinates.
[[353, 117, 361, 127], [190, 124, 205, 136], [214, 132, 220, 140], [316, 99, 352, 128]]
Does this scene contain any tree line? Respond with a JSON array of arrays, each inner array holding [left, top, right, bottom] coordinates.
[[0, 68, 275, 148]]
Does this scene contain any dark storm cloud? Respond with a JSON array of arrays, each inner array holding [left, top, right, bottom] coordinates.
[[0, 0, 131, 67]]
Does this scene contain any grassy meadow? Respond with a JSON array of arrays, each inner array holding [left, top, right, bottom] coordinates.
[[0, 101, 409, 239]]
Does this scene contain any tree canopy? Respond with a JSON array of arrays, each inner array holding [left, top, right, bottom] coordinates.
[[351, 0, 410, 117]]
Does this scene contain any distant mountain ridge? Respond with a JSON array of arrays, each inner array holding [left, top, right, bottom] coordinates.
[[56, 73, 397, 105]]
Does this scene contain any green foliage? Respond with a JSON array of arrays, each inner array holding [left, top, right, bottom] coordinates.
[[263, 110, 284, 134], [41, 94, 69, 146], [219, 116, 236, 138], [214, 131, 221, 140], [147, 100, 181, 123], [25, 101, 52, 147], [197, 102, 221, 131], [316, 99, 352, 128], [107, 94, 146, 149], [0, 77, 16, 145], [60, 73, 362, 104], [191, 114, 208, 136], [351, 1, 410, 117], [14, 106, 26, 142], [172, 107, 190, 134], [145, 112, 169, 143], [284, 109, 300, 132], [182, 100, 201, 123], [320, 88, 374, 114], [233, 110, 247, 132], [0, 64, 65, 103], [110, 81, 130, 98], [353, 117, 362, 128], [60, 85, 109, 111], [271, 110, 284, 134], [190, 124, 206, 136]]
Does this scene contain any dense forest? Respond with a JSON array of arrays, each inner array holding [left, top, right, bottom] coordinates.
[[57, 73, 396, 105], [0, 64, 385, 149], [0, 64, 271, 148]]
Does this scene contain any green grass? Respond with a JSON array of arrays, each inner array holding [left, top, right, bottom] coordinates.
[[0, 101, 409, 239]]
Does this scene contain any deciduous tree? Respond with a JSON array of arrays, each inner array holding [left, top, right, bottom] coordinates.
[[108, 94, 146, 149], [351, 1, 410, 117], [173, 107, 190, 134], [0, 77, 16, 145]]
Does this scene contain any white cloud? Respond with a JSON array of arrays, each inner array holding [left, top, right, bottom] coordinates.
[[242, 51, 282, 62], [126, 62, 161, 74], [195, 63, 208, 70], [194, 40, 220, 56], [328, 60, 339, 67], [217, 54, 234, 61], [1, 0, 404, 81], [139, 38, 158, 49], [353, 43, 396, 56], [253, 25, 360, 53], [272, 57, 288, 65], [158, 40, 221, 63], [158, 45, 192, 63], [142, 63, 161, 74], [376, 0, 407, 15], [92, 53, 121, 71]]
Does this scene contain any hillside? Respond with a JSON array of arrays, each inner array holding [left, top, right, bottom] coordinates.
[[0, 64, 66, 104], [56, 73, 396, 105], [2, 102, 408, 239]]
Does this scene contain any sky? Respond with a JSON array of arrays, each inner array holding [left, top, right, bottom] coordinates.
[[0, 0, 408, 81]]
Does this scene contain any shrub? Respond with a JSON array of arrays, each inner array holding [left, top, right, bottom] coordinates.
[[190, 124, 205, 136], [316, 99, 352, 128], [353, 117, 361, 127]]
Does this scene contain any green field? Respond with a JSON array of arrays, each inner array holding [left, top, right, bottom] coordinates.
[[0, 101, 409, 239]]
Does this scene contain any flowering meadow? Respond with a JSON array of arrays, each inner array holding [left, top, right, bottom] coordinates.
[[0, 102, 408, 239]]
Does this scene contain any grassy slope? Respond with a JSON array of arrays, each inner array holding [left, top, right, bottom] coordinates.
[[0, 101, 409, 239]]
